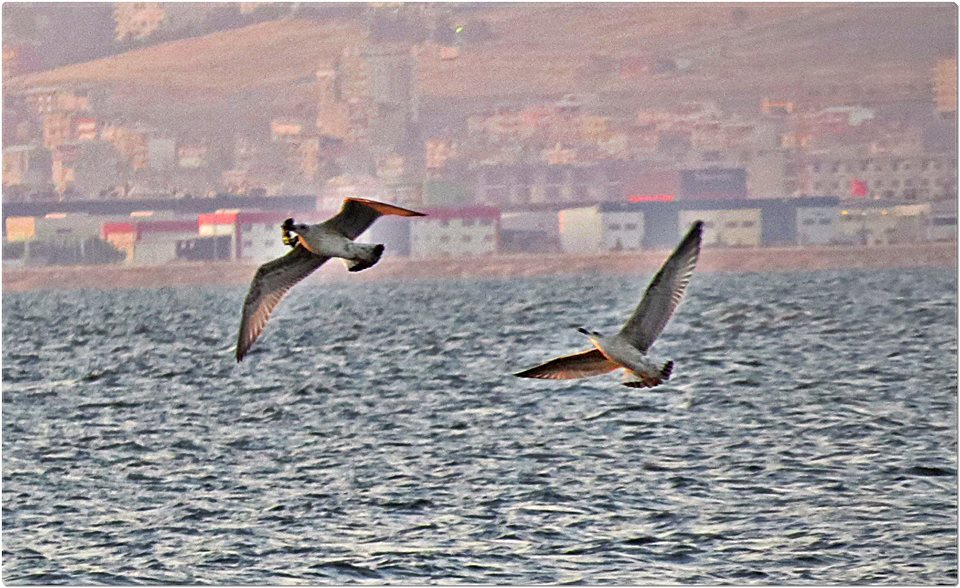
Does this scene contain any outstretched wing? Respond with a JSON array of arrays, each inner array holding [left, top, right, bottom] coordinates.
[[235, 245, 329, 362], [322, 197, 425, 240], [617, 220, 703, 353], [514, 348, 619, 380]]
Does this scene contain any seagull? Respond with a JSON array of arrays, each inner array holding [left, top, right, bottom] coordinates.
[[515, 220, 703, 388], [235, 197, 425, 362]]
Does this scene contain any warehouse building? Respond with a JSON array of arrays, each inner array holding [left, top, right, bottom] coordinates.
[[101, 219, 199, 265], [409, 206, 500, 258]]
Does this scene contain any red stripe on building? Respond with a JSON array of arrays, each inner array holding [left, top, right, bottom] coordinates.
[[627, 194, 675, 203]]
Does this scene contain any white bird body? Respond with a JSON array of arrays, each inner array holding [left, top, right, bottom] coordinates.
[[515, 220, 703, 388], [296, 224, 373, 260], [234, 197, 425, 362], [588, 333, 663, 377]]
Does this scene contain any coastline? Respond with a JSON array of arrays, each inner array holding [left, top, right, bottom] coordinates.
[[2, 242, 956, 294]]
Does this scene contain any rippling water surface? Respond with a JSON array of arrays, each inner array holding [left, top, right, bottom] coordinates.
[[3, 268, 957, 584]]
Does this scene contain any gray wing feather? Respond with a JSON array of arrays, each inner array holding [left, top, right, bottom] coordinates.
[[322, 197, 425, 240], [235, 245, 329, 362], [514, 348, 618, 380], [616, 221, 703, 352]]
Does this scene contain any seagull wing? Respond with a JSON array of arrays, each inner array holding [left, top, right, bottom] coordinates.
[[616, 220, 703, 353], [235, 245, 329, 362], [322, 197, 426, 240], [514, 348, 619, 380]]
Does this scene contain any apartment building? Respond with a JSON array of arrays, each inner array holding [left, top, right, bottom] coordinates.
[[799, 153, 956, 200]]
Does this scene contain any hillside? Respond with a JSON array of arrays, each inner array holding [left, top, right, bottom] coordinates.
[[7, 4, 957, 128]]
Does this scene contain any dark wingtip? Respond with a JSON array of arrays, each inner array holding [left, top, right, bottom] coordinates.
[[661, 360, 674, 380]]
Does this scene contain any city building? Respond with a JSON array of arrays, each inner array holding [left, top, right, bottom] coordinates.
[[197, 210, 325, 262], [409, 206, 499, 258], [836, 201, 931, 245], [9, 212, 119, 243], [113, 2, 166, 41], [3, 144, 51, 187], [470, 161, 626, 206], [22, 86, 91, 117], [927, 199, 958, 242], [795, 203, 841, 245], [935, 58, 958, 118], [678, 207, 761, 247], [498, 210, 560, 254], [558, 203, 645, 253], [101, 219, 199, 264], [799, 153, 956, 200]]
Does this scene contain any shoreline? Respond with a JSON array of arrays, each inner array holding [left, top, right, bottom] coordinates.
[[2, 242, 956, 293]]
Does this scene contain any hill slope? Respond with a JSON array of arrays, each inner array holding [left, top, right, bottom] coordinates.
[[8, 4, 957, 128]]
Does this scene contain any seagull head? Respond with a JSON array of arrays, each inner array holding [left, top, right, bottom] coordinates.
[[282, 218, 310, 234]]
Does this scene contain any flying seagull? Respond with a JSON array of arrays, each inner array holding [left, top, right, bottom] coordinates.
[[515, 220, 703, 388], [235, 197, 425, 362]]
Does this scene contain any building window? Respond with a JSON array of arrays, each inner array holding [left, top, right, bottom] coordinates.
[[624, 223, 638, 231], [243, 239, 252, 248], [802, 218, 816, 226], [609, 223, 622, 231], [440, 219, 449, 227], [819, 218, 832, 225], [462, 235, 472, 243], [742, 220, 755, 227], [439, 235, 450, 243], [483, 234, 494, 242], [462, 218, 475, 227], [242, 224, 252, 231], [724, 221, 738, 228], [479, 218, 493, 226], [891, 179, 900, 188]]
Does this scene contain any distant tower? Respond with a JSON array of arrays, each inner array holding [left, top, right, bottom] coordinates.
[[934, 57, 957, 119], [315, 68, 350, 140], [362, 43, 418, 157]]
